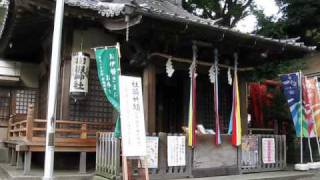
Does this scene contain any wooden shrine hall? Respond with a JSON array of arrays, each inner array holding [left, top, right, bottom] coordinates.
[[0, 0, 316, 177]]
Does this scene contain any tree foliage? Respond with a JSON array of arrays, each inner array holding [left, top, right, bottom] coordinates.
[[255, 0, 320, 47], [245, 58, 306, 82], [183, 0, 254, 27]]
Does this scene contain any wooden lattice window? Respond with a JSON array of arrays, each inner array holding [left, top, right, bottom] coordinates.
[[197, 71, 232, 133], [69, 61, 114, 123], [15, 89, 38, 114], [0, 89, 10, 126]]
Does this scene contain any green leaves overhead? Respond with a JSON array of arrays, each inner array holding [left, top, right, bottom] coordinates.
[[245, 59, 306, 82], [183, 0, 254, 27], [256, 0, 320, 47]]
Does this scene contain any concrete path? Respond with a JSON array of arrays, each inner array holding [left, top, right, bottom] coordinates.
[[172, 171, 316, 180], [0, 163, 94, 180], [0, 166, 9, 179]]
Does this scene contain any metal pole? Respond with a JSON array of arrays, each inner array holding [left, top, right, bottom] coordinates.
[[43, 0, 64, 179]]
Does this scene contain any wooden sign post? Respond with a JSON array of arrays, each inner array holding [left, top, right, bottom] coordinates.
[[120, 76, 149, 180]]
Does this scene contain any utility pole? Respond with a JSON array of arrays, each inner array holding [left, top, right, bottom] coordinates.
[[43, 0, 64, 179]]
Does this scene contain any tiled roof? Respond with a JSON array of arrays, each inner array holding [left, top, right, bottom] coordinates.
[[65, 0, 316, 51]]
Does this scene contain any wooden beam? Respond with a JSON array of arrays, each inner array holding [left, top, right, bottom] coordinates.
[[143, 64, 156, 133]]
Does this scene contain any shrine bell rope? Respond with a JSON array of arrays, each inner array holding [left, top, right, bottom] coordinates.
[[148, 52, 254, 71]]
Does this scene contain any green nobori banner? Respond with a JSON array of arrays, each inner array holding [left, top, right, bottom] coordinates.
[[95, 47, 121, 137]]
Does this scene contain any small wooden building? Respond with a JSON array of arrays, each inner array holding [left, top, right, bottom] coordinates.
[[0, 0, 315, 177]]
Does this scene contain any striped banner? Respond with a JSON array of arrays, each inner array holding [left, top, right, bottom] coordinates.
[[307, 77, 320, 136], [228, 65, 242, 146]]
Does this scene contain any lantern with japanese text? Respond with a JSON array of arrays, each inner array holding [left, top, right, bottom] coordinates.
[[69, 52, 90, 100]]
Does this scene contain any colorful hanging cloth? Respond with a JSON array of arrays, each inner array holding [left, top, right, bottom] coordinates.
[[307, 77, 320, 136], [302, 77, 316, 137], [249, 83, 266, 128], [228, 63, 242, 146], [188, 59, 197, 147], [280, 72, 307, 137]]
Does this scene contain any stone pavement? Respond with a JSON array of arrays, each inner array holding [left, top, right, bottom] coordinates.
[[93, 170, 320, 180], [0, 166, 9, 179], [1, 164, 320, 180], [177, 171, 320, 180], [0, 163, 94, 180]]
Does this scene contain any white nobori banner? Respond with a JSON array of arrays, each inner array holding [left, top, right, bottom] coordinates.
[[120, 75, 147, 157]]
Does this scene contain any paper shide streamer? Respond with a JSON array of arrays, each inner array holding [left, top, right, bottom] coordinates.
[[166, 57, 175, 77], [228, 67, 232, 85], [209, 65, 216, 84]]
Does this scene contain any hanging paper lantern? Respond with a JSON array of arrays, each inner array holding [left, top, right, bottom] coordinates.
[[166, 57, 175, 77], [70, 52, 90, 99]]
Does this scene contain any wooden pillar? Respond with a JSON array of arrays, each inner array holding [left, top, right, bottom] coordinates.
[[60, 58, 71, 120], [16, 152, 23, 169], [79, 152, 87, 174], [79, 124, 87, 173], [239, 73, 248, 135], [24, 151, 32, 175], [59, 23, 73, 120], [10, 149, 16, 166], [26, 104, 35, 141], [7, 148, 12, 164], [143, 64, 156, 133], [7, 115, 13, 139]]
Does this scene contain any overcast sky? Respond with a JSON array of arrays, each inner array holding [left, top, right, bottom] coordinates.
[[236, 0, 280, 33]]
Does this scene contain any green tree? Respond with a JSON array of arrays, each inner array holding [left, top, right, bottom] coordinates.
[[253, 9, 288, 39], [183, 0, 254, 27], [256, 0, 320, 47]]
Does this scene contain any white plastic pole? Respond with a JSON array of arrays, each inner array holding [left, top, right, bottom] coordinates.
[[43, 0, 64, 179], [300, 71, 303, 164], [307, 136, 313, 162], [311, 98, 320, 158]]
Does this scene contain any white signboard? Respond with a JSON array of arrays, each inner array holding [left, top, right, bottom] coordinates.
[[167, 136, 186, 167], [146, 137, 159, 168], [262, 138, 276, 164], [120, 76, 147, 157], [70, 52, 90, 93]]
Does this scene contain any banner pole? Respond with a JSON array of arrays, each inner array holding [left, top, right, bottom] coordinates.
[[311, 78, 320, 157], [308, 136, 314, 162], [300, 71, 303, 164], [43, 0, 64, 179], [214, 49, 221, 145]]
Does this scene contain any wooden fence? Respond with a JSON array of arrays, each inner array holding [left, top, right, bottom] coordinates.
[[5, 104, 113, 174], [8, 104, 113, 144], [239, 134, 286, 173], [96, 132, 121, 180], [95, 132, 193, 180]]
